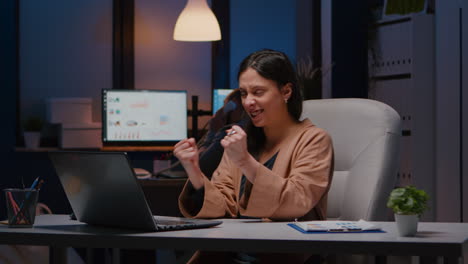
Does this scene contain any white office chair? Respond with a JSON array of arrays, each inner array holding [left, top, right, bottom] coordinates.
[[302, 98, 401, 221]]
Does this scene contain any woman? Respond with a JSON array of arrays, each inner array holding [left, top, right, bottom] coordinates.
[[174, 49, 334, 263]]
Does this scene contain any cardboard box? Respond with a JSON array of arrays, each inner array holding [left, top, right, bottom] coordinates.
[[60, 122, 102, 149], [47, 98, 93, 124]]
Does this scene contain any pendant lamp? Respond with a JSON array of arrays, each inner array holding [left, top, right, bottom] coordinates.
[[173, 0, 221, 41]]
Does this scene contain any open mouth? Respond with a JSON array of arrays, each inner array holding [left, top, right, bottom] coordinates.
[[250, 109, 264, 119]]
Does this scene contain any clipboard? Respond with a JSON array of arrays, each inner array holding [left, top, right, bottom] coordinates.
[[288, 220, 385, 234]]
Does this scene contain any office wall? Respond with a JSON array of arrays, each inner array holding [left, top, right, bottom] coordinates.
[[0, 0, 19, 219], [229, 0, 297, 89], [296, 0, 313, 62], [134, 0, 213, 128], [19, 0, 214, 131], [321, 0, 332, 98], [331, 1, 368, 98], [435, 0, 464, 222], [435, 0, 468, 223], [463, 0, 468, 223], [19, 0, 112, 123]]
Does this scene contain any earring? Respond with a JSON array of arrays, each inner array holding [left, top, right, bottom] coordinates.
[[284, 98, 288, 104]]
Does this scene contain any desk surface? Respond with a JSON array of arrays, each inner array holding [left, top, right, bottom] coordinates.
[[101, 146, 174, 152], [0, 215, 467, 259]]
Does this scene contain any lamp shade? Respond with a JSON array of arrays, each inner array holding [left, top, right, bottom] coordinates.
[[173, 0, 221, 41]]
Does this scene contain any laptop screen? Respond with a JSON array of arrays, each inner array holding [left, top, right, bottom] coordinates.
[[102, 89, 188, 146]]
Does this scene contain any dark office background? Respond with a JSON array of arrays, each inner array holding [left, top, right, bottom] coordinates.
[[1, 0, 466, 223], [0, 0, 413, 220]]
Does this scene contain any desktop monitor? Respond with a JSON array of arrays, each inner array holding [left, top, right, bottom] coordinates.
[[102, 89, 188, 146], [212, 89, 234, 113]]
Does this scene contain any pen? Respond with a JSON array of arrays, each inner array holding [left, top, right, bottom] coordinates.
[[29, 177, 40, 190], [328, 228, 363, 232]]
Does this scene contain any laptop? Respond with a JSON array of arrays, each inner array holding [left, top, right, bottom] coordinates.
[[48, 151, 222, 231]]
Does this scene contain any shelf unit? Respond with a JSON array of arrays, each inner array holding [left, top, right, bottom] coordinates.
[[15, 146, 174, 152], [368, 14, 435, 220]]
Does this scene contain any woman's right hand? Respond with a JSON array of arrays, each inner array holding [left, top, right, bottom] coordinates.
[[174, 138, 199, 168], [173, 138, 204, 189]]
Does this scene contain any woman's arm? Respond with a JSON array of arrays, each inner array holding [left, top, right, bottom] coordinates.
[[173, 138, 205, 189], [178, 154, 239, 218], [239, 128, 334, 220], [220, 125, 260, 182], [175, 138, 239, 218]]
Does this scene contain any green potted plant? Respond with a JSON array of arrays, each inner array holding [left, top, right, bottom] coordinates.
[[23, 116, 43, 149], [387, 185, 429, 236]]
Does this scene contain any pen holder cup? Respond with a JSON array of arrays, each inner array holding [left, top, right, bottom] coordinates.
[[4, 188, 39, 227]]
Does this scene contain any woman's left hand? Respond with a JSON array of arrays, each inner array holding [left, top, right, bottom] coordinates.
[[220, 125, 250, 167], [221, 127, 260, 182]]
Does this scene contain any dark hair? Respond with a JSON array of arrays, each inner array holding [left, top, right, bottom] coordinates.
[[237, 49, 303, 120], [237, 49, 303, 155]]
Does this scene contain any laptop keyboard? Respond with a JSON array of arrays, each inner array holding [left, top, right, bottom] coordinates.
[[155, 219, 197, 230], [157, 219, 195, 226], [153, 217, 222, 231]]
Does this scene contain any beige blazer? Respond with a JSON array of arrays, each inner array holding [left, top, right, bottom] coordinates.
[[179, 119, 334, 221]]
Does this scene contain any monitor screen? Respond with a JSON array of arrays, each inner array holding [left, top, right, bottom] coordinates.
[[102, 89, 187, 146], [212, 89, 234, 113]]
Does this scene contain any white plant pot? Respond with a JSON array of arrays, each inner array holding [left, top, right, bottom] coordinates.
[[395, 214, 419, 237], [24, 132, 41, 149]]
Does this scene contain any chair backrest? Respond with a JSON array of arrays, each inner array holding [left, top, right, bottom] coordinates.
[[302, 98, 401, 221]]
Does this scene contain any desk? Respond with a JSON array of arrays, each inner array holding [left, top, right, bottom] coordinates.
[[0, 215, 467, 264], [100, 146, 174, 152]]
